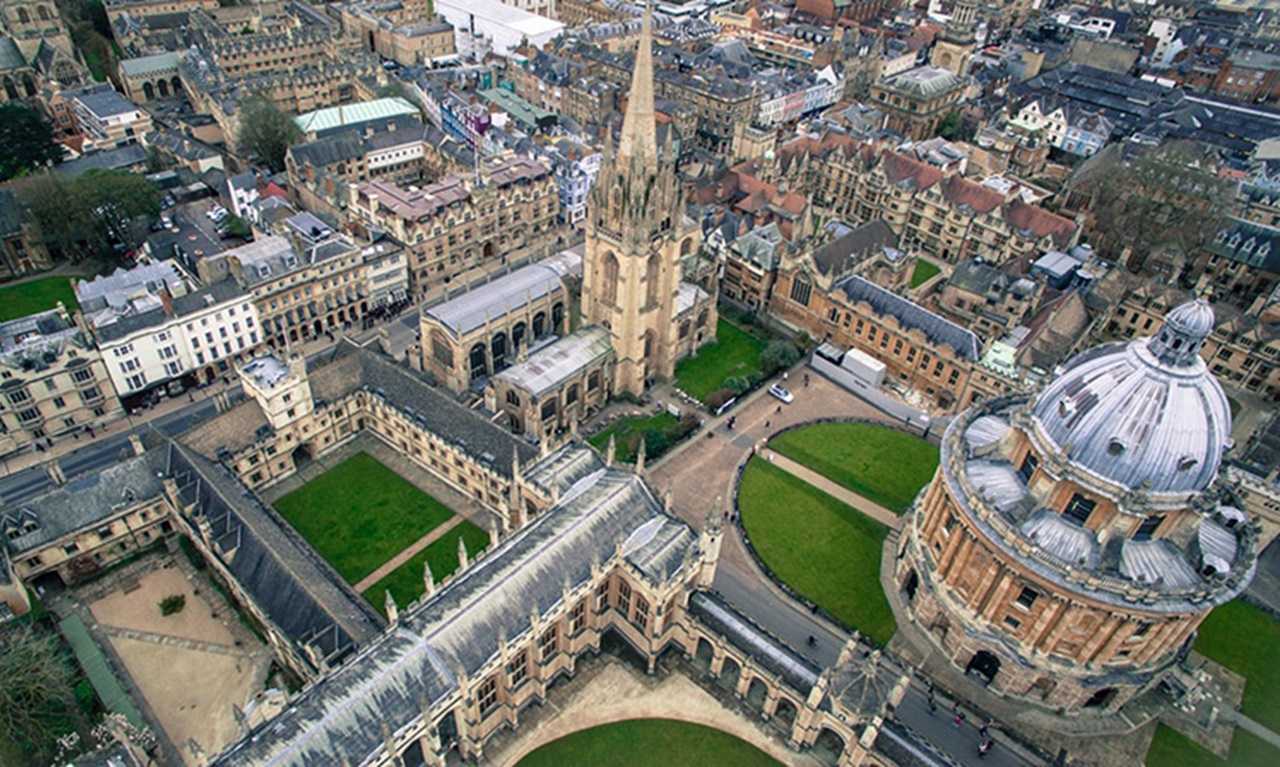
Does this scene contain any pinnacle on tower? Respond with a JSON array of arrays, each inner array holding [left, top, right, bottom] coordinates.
[[616, 1, 657, 167]]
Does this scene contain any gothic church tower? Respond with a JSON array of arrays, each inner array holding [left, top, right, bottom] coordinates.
[[582, 2, 705, 395]]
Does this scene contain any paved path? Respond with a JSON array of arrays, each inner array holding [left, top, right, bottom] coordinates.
[[99, 624, 259, 660], [1225, 710, 1280, 750], [354, 515, 466, 593], [764, 451, 904, 529]]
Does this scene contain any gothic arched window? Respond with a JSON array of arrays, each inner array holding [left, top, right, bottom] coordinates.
[[601, 252, 619, 304], [646, 253, 661, 306]]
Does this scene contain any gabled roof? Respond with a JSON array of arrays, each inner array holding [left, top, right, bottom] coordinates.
[[834, 275, 981, 361], [1001, 197, 1076, 247], [811, 220, 897, 277], [882, 152, 944, 190], [941, 175, 1004, 214]]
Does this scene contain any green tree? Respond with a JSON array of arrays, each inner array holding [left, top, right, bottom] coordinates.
[[237, 94, 302, 173], [0, 627, 77, 762], [14, 169, 159, 262], [760, 339, 800, 376], [0, 104, 60, 181]]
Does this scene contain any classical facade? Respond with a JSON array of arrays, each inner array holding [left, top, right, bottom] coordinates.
[[0, 307, 122, 456], [870, 66, 967, 141], [581, 5, 716, 396], [896, 299, 1257, 712], [486, 326, 615, 440]]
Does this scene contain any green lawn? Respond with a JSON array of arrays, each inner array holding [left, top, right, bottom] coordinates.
[[738, 458, 896, 645], [674, 318, 768, 402], [1194, 600, 1280, 732], [769, 422, 939, 513], [1228, 397, 1241, 420], [274, 453, 458, 584], [0, 277, 78, 321], [1145, 724, 1280, 767], [362, 522, 489, 618], [589, 412, 681, 464], [910, 260, 941, 289], [517, 719, 782, 767]]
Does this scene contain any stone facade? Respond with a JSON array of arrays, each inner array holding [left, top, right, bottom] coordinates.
[[895, 301, 1257, 713]]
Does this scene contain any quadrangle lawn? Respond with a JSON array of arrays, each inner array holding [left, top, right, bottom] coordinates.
[[274, 452, 458, 585], [1145, 724, 1279, 767], [738, 457, 896, 645], [362, 522, 490, 618], [910, 260, 941, 289], [769, 422, 939, 513], [673, 318, 768, 402], [517, 719, 781, 767], [1193, 599, 1280, 732], [0, 276, 79, 322]]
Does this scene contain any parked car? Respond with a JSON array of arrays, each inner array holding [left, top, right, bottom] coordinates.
[[768, 384, 793, 404]]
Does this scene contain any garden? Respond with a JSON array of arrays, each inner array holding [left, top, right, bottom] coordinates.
[[673, 314, 804, 408], [588, 410, 698, 465], [273, 452, 461, 585], [768, 422, 939, 513], [737, 458, 896, 645], [516, 719, 781, 767], [909, 260, 941, 289]]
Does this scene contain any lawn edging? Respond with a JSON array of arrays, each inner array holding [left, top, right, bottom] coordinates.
[[729, 447, 889, 649]]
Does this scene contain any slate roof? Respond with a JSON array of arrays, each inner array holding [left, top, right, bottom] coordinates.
[[212, 449, 696, 767], [0, 38, 25, 71], [0, 188, 23, 238], [688, 591, 820, 694], [833, 275, 981, 361], [1210, 217, 1280, 272], [55, 144, 149, 178], [811, 220, 897, 277], [119, 51, 180, 78], [3, 451, 168, 554]]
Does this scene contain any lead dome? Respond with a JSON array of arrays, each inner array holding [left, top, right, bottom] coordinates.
[[1030, 298, 1231, 496]]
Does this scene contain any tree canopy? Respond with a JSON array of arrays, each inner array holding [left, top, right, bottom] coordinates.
[[0, 104, 61, 181], [0, 626, 78, 762], [237, 94, 302, 173], [1067, 141, 1237, 278], [13, 169, 160, 262]]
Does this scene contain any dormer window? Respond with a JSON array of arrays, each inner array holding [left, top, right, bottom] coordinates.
[[1178, 456, 1198, 471], [1108, 439, 1126, 456]]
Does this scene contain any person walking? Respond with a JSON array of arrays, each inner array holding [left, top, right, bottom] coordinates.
[[953, 711, 966, 728], [979, 719, 994, 737], [927, 695, 937, 715]]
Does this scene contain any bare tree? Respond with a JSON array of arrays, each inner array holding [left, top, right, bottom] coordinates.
[[0, 626, 77, 759], [1067, 140, 1238, 281]]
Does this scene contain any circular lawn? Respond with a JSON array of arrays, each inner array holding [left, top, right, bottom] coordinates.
[[516, 719, 781, 767], [767, 421, 939, 514]]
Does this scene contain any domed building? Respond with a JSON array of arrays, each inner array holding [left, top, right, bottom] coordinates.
[[895, 299, 1258, 713]]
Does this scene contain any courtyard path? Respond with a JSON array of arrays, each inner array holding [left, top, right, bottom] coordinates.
[[763, 451, 904, 530], [354, 515, 465, 593]]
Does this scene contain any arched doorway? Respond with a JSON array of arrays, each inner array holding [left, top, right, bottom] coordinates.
[[512, 322, 527, 352], [966, 650, 1001, 685], [1083, 687, 1117, 709], [171, 76, 181, 96], [745, 677, 768, 708], [552, 302, 565, 331], [292, 443, 312, 465], [533, 311, 547, 338], [813, 727, 846, 766], [719, 656, 741, 692], [157, 78, 169, 98], [469, 343, 487, 381], [903, 569, 919, 602], [694, 638, 714, 672], [773, 697, 797, 730], [142, 81, 155, 101]]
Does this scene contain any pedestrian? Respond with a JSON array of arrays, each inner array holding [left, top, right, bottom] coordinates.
[[775, 405, 782, 414], [927, 695, 937, 716], [782, 371, 788, 381], [979, 719, 994, 737], [978, 739, 993, 759], [806, 635, 817, 647], [764, 420, 770, 428], [953, 711, 966, 728], [803, 373, 810, 387]]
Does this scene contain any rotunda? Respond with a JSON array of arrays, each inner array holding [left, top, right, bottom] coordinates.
[[895, 299, 1256, 713]]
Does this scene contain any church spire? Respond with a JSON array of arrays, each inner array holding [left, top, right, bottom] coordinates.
[[617, 2, 657, 166]]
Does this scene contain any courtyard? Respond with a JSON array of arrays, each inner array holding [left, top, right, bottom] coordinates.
[[588, 411, 691, 464], [768, 422, 939, 514], [272, 451, 486, 618], [87, 564, 270, 766], [516, 719, 782, 767], [737, 457, 896, 645]]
